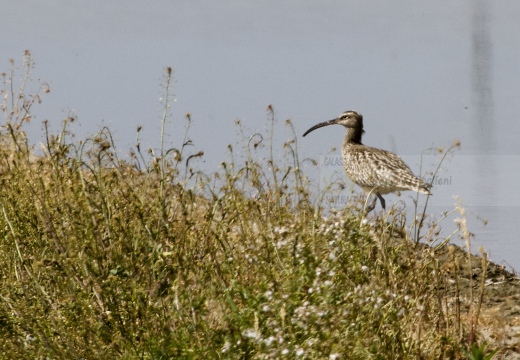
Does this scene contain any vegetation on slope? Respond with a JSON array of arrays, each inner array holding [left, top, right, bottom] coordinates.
[[0, 53, 504, 359]]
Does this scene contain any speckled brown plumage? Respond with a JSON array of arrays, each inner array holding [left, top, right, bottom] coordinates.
[[303, 110, 431, 211]]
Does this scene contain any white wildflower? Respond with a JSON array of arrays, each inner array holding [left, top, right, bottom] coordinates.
[[241, 329, 260, 339], [221, 341, 231, 353], [264, 336, 275, 346]]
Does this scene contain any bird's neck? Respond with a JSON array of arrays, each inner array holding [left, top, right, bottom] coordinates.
[[344, 127, 363, 145]]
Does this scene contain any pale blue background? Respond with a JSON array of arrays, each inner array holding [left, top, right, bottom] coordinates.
[[2, 1, 519, 268]]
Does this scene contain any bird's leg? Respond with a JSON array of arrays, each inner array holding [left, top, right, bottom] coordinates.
[[376, 192, 388, 222], [376, 192, 386, 210], [364, 194, 378, 214]]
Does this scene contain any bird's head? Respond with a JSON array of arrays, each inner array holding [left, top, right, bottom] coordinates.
[[303, 110, 363, 137]]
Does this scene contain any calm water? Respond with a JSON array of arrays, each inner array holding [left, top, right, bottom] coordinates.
[[3, 2, 519, 268]]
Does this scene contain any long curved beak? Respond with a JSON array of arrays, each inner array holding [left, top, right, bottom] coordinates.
[[302, 119, 338, 137]]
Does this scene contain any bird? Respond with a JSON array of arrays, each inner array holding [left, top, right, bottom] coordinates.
[[303, 110, 431, 212]]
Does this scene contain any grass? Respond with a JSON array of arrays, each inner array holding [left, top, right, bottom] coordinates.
[[0, 52, 499, 359]]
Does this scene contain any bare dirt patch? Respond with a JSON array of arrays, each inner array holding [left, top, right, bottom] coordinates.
[[436, 244, 520, 359]]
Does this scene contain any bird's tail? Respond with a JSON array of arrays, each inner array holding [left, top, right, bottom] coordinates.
[[418, 182, 432, 195]]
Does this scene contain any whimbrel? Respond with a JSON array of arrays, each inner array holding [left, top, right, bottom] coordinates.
[[303, 110, 431, 212]]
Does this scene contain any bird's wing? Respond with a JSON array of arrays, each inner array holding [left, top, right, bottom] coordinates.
[[346, 147, 429, 192]]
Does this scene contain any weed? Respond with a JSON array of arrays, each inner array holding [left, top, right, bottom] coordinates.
[[463, 342, 498, 360], [0, 53, 505, 359]]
